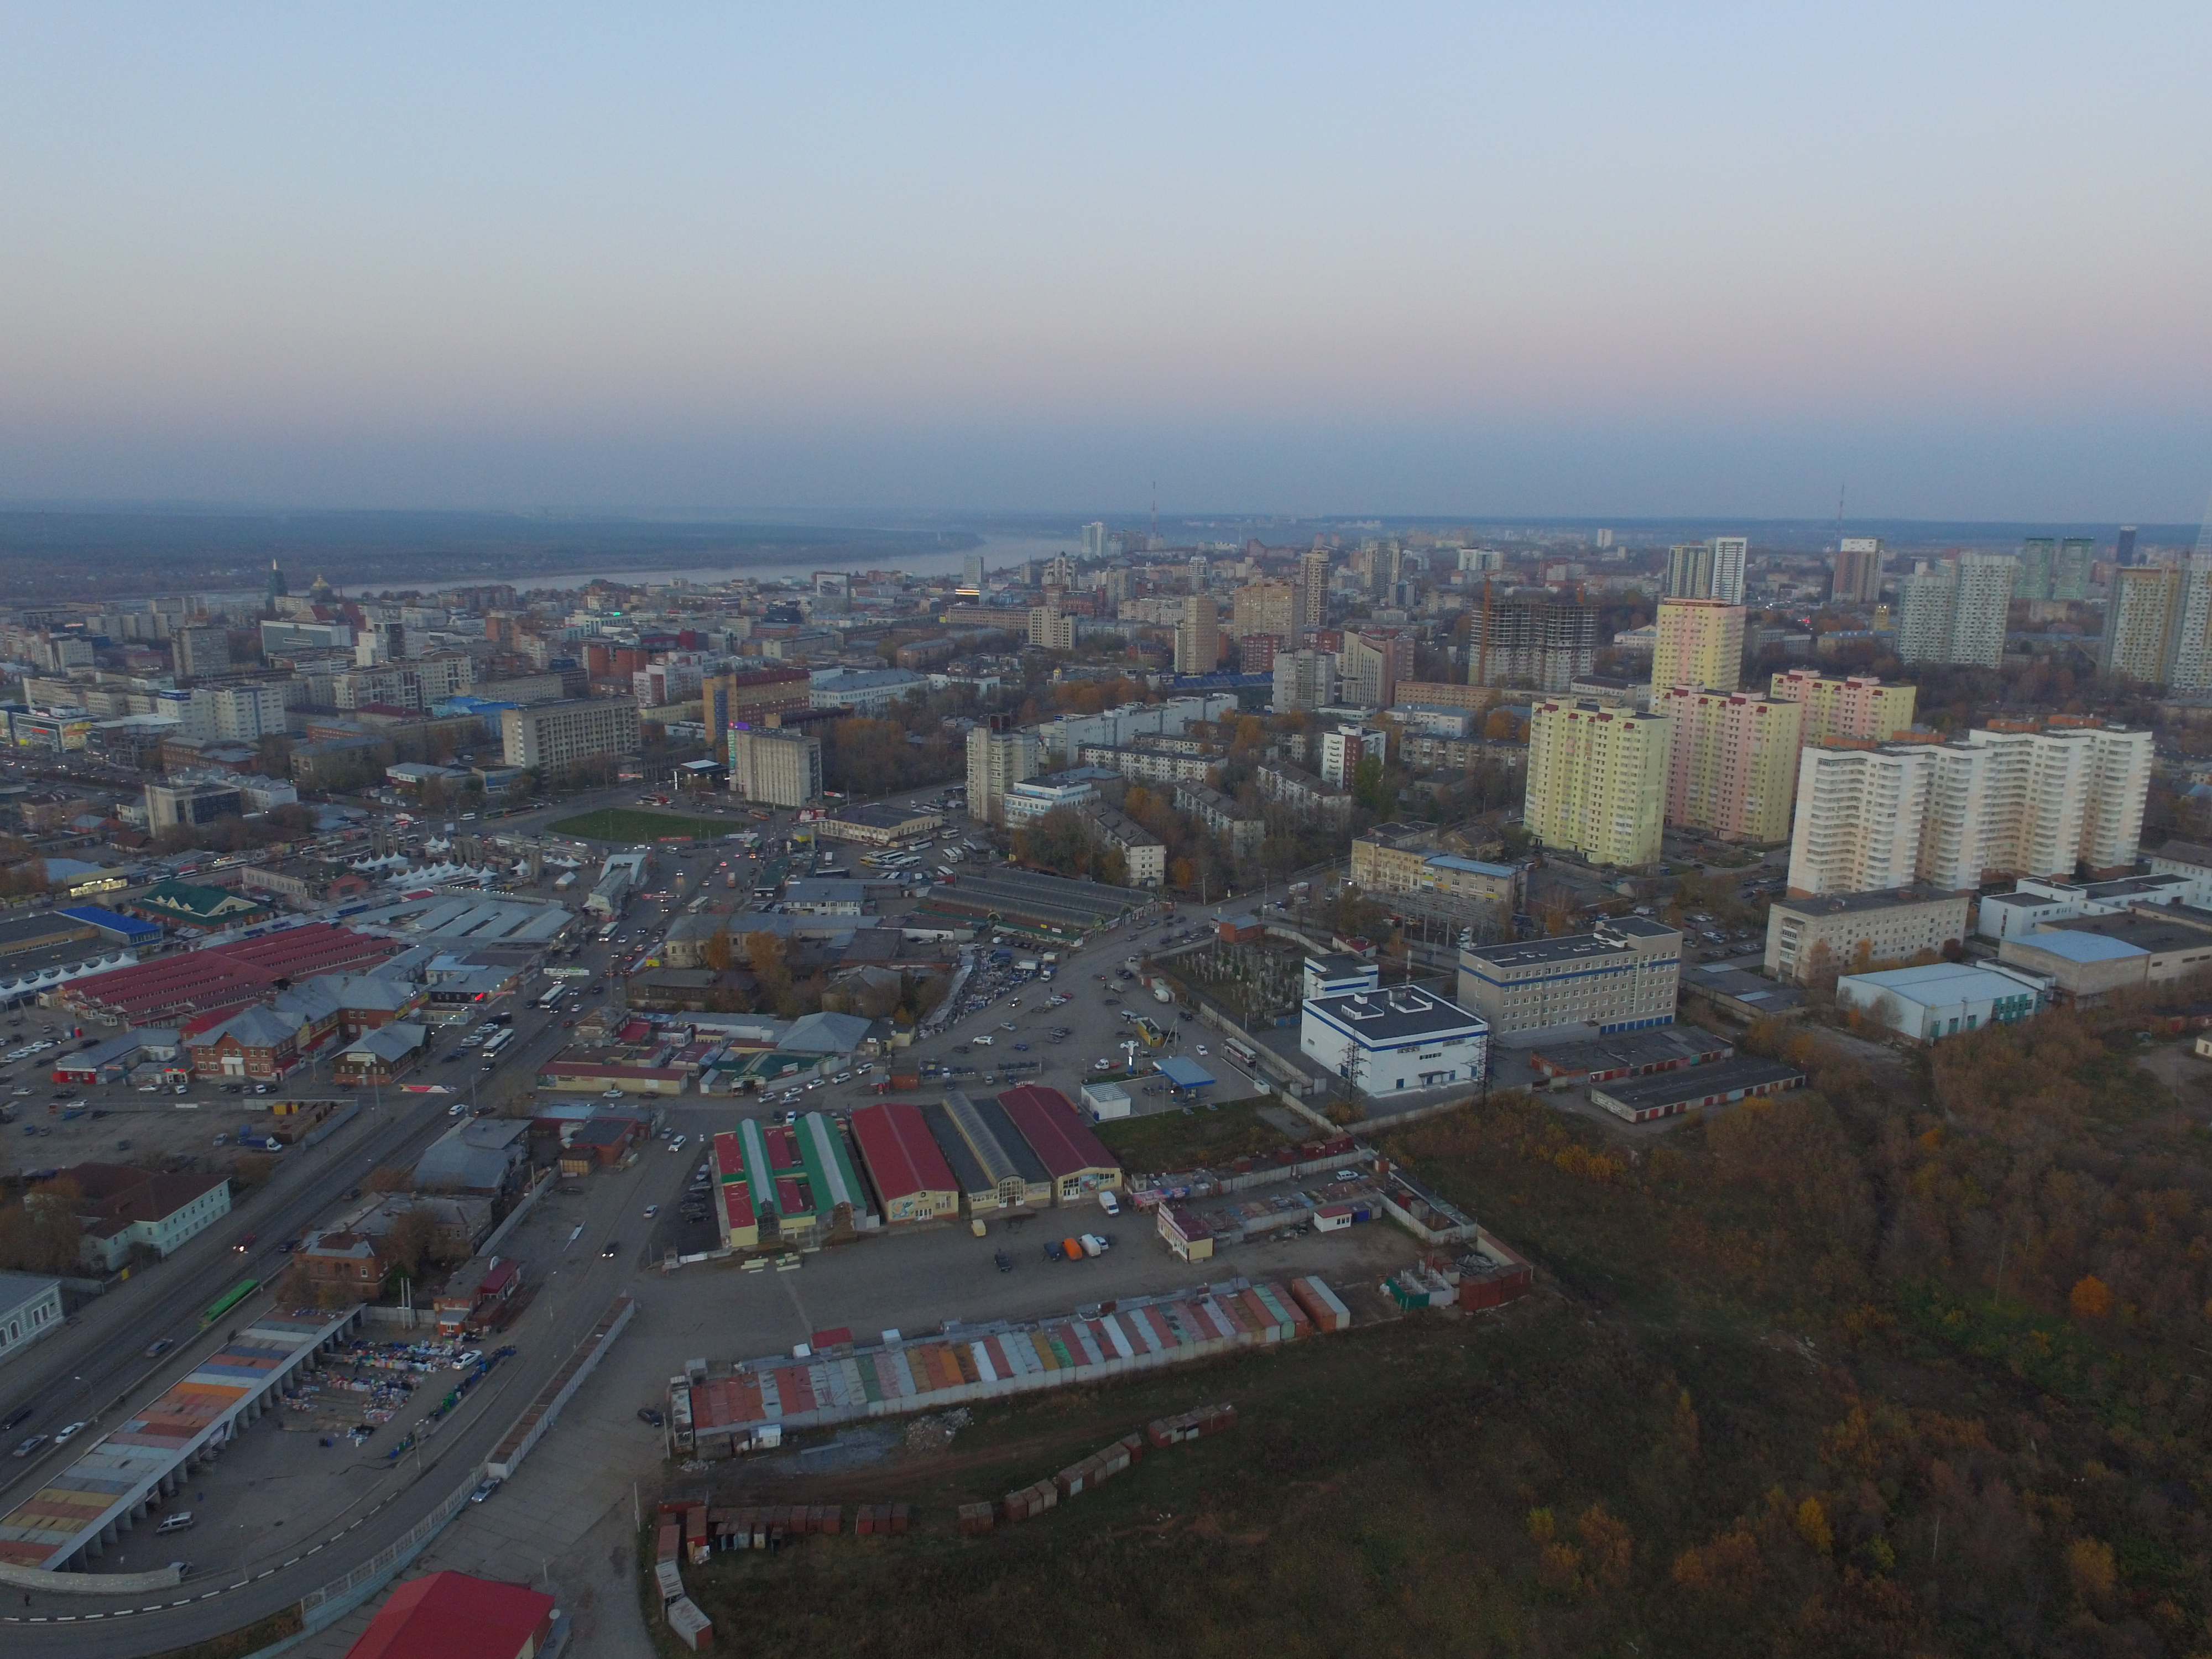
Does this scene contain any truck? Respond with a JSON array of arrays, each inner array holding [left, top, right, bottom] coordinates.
[[1152, 982, 1173, 1004]]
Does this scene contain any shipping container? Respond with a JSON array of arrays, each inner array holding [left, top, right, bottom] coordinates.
[[667, 1595, 716, 1652], [655, 1560, 685, 1606], [1288, 1276, 1352, 1333]]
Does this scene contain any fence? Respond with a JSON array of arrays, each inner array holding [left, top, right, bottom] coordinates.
[[294, 1466, 481, 1629], [485, 1294, 635, 1480]]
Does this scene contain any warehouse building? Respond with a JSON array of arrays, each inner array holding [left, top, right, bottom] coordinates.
[[1589, 1056, 1807, 1123], [850, 1102, 961, 1224], [733, 1113, 874, 1241], [994, 1085, 1124, 1202], [1835, 960, 2047, 1041]]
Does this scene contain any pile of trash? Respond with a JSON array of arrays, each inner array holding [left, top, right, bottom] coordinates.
[[903, 1408, 972, 1453]]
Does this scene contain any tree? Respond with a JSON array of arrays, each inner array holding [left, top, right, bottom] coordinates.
[[382, 1207, 437, 1283], [702, 929, 734, 973]]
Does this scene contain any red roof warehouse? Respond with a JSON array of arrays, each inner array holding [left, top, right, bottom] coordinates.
[[60, 924, 398, 1025], [849, 1102, 959, 1224], [994, 1085, 1124, 1203], [345, 1571, 555, 1659]]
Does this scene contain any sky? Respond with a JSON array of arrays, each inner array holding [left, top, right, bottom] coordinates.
[[3, 3, 2210, 523]]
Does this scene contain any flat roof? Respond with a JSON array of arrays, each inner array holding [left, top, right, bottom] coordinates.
[[1306, 986, 1487, 1043], [1591, 1056, 1805, 1112], [1464, 933, 1632, 969], [1530, 1027, 1734, 1072], [1154, 1056, 1215, 1088], [2009, 930, 2150, 963], [1840, 961, 2041, 994], [1771, 886, 1967, 917]]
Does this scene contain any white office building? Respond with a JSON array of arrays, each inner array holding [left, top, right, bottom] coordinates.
[[1301, 985, 1489, 1097]]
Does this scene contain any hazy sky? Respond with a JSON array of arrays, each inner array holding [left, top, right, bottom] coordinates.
[[4, 4, 2209, 521]]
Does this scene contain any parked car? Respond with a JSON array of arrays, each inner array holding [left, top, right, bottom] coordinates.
[[637, 1406, 666, 1427]]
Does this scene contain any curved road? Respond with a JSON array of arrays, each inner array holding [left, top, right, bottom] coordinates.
[[0, 926, 650, 1656]]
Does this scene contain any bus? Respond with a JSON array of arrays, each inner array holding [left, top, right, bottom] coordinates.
[[1224, 1037, 1260, 1071], [536, 984, 565, 1011], [479, 1029, 517, 1066], [200, 1277, 258, 1328]]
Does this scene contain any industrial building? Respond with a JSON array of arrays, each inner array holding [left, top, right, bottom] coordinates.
[[1834, 960, 2046, 1041], [1589, 1056, 1806, 1124], [1300, 984, 1490, 1097]]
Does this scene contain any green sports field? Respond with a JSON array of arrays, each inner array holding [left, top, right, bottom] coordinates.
[[546, 806, 732, 842]]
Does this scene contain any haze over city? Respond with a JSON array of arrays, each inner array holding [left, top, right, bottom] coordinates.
[[4, 4, 2210, 519]]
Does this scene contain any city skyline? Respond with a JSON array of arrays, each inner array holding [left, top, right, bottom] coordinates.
[[3, 6, 2209, 519]]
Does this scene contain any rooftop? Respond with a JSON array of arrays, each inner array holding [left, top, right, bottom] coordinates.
[[2009, 930, 2151, 963], [1305, 986, 1488, 1043], [1837, 961, 2044, 996], [1771, 886, 1968, 917], [996, 1084, 1119, 1177], [1590, 1056, 1807, 1113]]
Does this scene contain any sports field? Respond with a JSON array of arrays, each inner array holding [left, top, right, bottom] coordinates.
[[547, 806, 731, 842]]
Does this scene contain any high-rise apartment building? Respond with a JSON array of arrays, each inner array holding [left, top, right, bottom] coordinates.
[[728, 726, 822, 808], [2053, 537, 2094, 602], [966, 723, 1041, 826], [1318, 725, 1388, 789], [2017, 538, 2056, 602], [1297, 547, 1330, 632], [1230, 580, 1298, 641], [1655, 687, 1803, 842], [702, 667, 813, 752], [1471, 593, 1597, 693], [1832, 537, 1885, 604], [1786, 723, 2152, 896], [2099, 564, 2188, 684], [1896, 556, 2014, 667], [1337, 632, 1407, 709], [1524, 699, 1671, 868], [1173, 596, 1220, 674], [173, 626, 231, 682], [1026, 607, 1074, 651], [962, 552, 984, 592], [1081, 522, 1108, 561], [1768, 670, 1918, 745], [2115, 526, 2138, 566], [500, 699, 641, 770], [1272, 649, 1335, 712], [1663, 538, 1747, 604], [1650, 599, 1745, 694]]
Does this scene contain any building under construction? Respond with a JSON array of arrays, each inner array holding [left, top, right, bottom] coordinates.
[[1470, 590, 1597, 694]]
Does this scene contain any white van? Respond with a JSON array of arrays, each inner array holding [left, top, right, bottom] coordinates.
[[1097, 1190, 1121, 1217], [155, 1511, 194, 1535]]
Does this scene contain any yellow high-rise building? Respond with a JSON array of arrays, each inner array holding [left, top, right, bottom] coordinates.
[[1655, 687, 1804, 842], [1768, 670, 1917, 745], [1524, 698, 1671, 868], [1650, 598, 1745, 694]]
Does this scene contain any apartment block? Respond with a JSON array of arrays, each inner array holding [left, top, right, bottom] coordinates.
[[1655, 687, 1803, 842], [1298, 546, 1331, 631], [1173, 781, 1265, 858], [1896, 555, 2013, 668], [499, 698, 641, 770], [728, 726, 822, 808], [966, 724, 1041, 827], [1649, 599, 1744, 694], [1026, 607, 1074, 651], [1084, 806, 1166, 885], [1831, 537, 1885, 604], [1318, 724, 1388, 788], [1470, 593, 1597, 693], [1764, 887, 1971, 984], [1768, 670, 1917, 745], [1230, 580, 1298, 641], [1337, 632, 1407, 709], [1785, 723, 2153, 896], [1173, 596, 1220, 674], [1523, 698, 1670, 868], [1664, 537, 1747, 604], [1458, 916, 1682, 1039], [1272, 649, 1336, 712], [1255, 761, 1352, 827]]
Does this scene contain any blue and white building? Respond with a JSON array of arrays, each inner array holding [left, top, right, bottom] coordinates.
[[1301, 985, 1489, 1097], [1457, 916, 1682, 1040]]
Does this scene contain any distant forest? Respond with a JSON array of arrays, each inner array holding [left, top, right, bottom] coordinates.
[[0, 511, 977, 601]]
